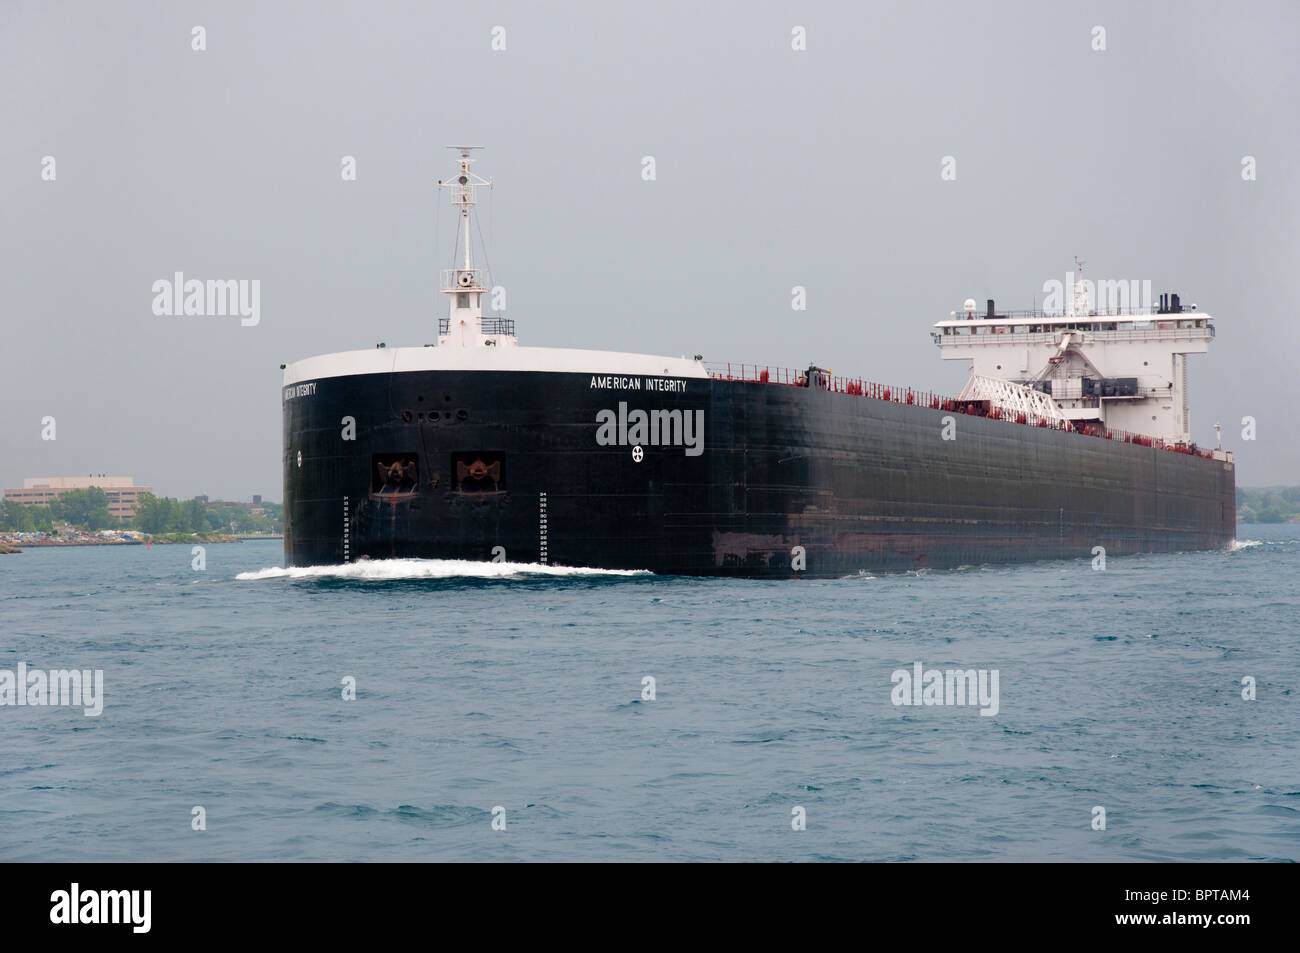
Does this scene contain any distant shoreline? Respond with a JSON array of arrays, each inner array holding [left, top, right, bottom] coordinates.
[[0, 534, 282, 553]]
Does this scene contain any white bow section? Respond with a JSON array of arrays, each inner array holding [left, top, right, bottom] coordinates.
[[283, 346, 709, 387], [958, 373, 1067, 424]]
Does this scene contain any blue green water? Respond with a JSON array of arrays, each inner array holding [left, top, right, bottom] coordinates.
[[1, 528, 1297, 861]]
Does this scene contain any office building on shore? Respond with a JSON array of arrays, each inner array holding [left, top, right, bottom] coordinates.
[[3, 476, 153, 521]]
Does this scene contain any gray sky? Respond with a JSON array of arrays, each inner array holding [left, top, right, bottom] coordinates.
[[3, 0, 1298, 500]]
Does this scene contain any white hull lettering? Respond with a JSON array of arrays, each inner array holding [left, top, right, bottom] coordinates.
[[590, 375, 689, 393]]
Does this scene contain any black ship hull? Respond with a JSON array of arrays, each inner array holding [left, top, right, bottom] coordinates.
[[282, 369, 1236, 578]]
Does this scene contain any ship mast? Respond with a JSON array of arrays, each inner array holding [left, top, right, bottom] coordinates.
[[436, 147, 515, 348], [1069, 256, 1089, 317]]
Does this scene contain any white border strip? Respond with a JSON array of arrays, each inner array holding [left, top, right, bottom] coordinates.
[[283, 346, 709, 387]]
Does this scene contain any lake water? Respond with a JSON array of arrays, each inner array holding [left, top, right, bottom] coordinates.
[[2, 528, 1297, 861]]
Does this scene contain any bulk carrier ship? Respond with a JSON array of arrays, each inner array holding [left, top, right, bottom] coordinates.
[[282, 149, 1236, 577]]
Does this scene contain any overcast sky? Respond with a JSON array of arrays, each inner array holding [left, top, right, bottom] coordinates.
[[3, 0, 1297, 499]]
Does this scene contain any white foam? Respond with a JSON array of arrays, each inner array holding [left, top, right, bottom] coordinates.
[[235, 558, 650, 581], [1227, 538, 1262, 552]]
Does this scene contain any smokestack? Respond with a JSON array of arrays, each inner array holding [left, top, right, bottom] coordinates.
[[986, 298, 995, 319], [1171, 293, 1180, 313]]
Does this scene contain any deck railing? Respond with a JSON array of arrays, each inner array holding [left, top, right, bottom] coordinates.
[[437, 316, 516, 336], [704, 362, 1216, 460]]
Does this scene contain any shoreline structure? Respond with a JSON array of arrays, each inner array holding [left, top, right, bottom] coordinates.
[[0, 533, 281, 553]]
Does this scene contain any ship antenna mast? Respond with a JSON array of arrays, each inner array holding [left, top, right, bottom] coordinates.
[[435, 147, 514, 349], [439, 146, 491, 273], [1070, 256, 1089, 317]]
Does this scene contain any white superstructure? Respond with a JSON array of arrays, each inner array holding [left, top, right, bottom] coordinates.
[[934, 267, 1215, 444]]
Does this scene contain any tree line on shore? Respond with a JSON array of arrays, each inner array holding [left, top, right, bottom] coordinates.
[[0, 489, 283, 535], [1236, 487, 1300, 524], [4, 486, 1296, 533]]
